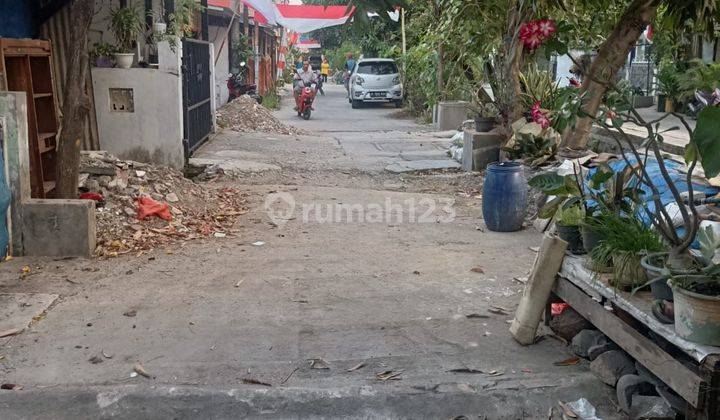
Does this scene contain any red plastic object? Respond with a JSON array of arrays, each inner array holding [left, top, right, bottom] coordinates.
[[136, 196, 172, 221], [551, 303, 570, 316], [79, 192, 104, 202]]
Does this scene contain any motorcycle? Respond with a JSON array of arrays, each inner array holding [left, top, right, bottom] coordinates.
[[295, 80, 318, 120], [227, 62, 261, 103], [687, 88, 720, 118]]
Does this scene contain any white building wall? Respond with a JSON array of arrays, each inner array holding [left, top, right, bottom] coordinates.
[[91, 41, 185, 169], [209, 24, 231, 107]]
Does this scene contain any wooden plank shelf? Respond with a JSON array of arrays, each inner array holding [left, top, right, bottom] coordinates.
[[33, 92, 53, 99], [554, 254, 720, 418], [38, 132, 56, 141]]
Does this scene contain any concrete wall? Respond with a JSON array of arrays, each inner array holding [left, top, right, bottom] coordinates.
[[210, 24, 231, 107], [0, 91, 96, 258], [92, 41, 185, 169]]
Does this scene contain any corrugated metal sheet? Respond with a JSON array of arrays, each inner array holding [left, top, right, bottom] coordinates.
[[37, 4, 100, 151]]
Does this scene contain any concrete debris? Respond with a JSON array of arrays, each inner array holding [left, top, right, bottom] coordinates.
[[616, 374, 656, 413], [629, 395, 675, 420], [571, 329, 607, 359], [549, 307, 593, 341], [217, 95, 304, 135], [587, 342, 619, 361], [589, 350, 636, 386], [79, 151, 249, 258]]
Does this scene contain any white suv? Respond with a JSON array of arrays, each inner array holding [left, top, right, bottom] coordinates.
[[349, 58, 403, 109]]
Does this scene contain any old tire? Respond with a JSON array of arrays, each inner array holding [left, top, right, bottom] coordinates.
[[351, 100, 360, 109]]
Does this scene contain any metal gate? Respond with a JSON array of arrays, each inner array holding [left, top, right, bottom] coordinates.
[[181, 38, 213, 156]]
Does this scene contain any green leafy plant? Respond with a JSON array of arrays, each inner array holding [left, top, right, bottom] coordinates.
[[109, 6, 144, 53], [656, 59, 681, 102], [261, 88, 281, 110], [89, 42, 118, 60], [504, 119, 561, 167], [589, 212, 667, 287], [528, 170, 584, 221], [585, 163, 643, 216], [519, 63, 559, 110], [167, 0, 203, 38], [677, 60, 720, 101]]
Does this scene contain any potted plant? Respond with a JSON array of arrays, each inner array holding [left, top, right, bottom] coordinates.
[[588, 212, 666, 290], [89, 42, 117, 68], [529, 167, 586, 254], [147, 7, 167, 34], [109, 5, 144, 69], [472, 102, 499, 132], [586, 75, 720, 339], [656, 59, 680, 113], [504, 119, 561, 167], [582, 163, 643, 252]]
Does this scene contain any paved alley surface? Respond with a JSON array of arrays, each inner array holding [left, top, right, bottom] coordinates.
[[0, 85, 617, 419]]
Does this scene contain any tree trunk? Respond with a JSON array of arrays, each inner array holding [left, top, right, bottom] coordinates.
[[54, 0, 95, 198], [437, 42, 444, 100], [559, 0, 660, 156], [502, 0, 527, 126]]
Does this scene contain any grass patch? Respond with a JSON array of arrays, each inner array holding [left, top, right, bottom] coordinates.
[[262, 88, 281, 110]]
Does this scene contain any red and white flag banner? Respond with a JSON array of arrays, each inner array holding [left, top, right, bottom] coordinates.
[[274, 5, 354, 34]]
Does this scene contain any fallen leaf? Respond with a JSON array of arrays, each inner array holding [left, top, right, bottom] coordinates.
[[553, 356, 581, 366], [465, 313, 490, 319], [102, 349, 114, 359], [308, 358, 330, 369], [558, 401, 578, 418], [292, 299, 309, 304], [347, 362, 366, 372], [521, 368, 533, 373], [412, 270, 421, 275], [0, 384, 23, 390], [0, 328, 22, 338], [512, 276, 528, 284], [0, 355, 4, 361], [470, 267, 484, 274], [133, 363, 154, 379], [123, 309, 137, 317], [242, 378, 272, 387], [448, 368, 485, 374], [487, 307, 509, 315], [376, 370, 403, 381]]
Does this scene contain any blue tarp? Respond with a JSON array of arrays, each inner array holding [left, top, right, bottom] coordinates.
[[585, 153, 719, 246]]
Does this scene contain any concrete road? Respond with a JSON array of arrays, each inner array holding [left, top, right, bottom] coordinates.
[[0, 85, 617, 419]]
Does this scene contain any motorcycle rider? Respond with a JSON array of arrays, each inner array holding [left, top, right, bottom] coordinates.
[[294, 60, 317, 110]]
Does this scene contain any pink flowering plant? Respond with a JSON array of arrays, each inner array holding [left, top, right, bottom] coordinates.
[[519, 19, 557, 51]]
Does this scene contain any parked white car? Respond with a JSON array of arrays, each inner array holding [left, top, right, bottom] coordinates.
[[348, 58, 403, 109]]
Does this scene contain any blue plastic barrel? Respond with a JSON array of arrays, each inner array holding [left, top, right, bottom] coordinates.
[[482, 162, 527, 232]]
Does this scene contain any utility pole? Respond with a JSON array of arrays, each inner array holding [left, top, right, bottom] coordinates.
[[401, 7, 406, 74]]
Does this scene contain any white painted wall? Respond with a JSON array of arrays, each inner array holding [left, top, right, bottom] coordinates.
[[209, 24, 231, 106], [91, 41, 185, 169], [554, 54, 575, 87]]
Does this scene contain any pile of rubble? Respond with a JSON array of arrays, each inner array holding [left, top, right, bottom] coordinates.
[[79, 151, 249, 258], [216, 95, 303, 135]]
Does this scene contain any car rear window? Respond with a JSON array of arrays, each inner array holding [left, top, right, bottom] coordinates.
[[357, 61, 398, 75]]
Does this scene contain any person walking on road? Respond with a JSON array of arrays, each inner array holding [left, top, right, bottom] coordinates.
[[344, 53, 356, 97], [320, 58, 330, 83]]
